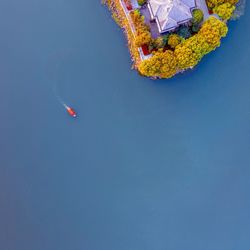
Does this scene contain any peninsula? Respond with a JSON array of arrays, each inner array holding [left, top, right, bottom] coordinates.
[[104, 0, 243, 78]]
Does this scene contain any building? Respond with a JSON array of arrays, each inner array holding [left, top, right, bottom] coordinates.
[[148, 0, 197, 33]]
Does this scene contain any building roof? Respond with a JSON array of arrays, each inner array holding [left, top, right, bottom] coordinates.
[[148, 0, 196, 33]]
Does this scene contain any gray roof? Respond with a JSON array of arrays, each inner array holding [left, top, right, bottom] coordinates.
[[148, 0, 196, 33]]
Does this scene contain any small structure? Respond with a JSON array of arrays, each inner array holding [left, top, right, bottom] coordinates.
[[148, 0, 197, 33]]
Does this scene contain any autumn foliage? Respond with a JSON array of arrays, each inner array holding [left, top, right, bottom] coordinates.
[[138, 50, 178, 78], [139, 17, 228, 76], [105, 0, 237, 79], [213, 3, 236, 20], [168, 34, 182, 49], [175, 17, 228, 69], [206, 0, 238, 21], [130, 10, 152, 47], [206, 0, 238, 9]]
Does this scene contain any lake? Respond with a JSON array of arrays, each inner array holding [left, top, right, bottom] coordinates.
[[0, 0, 249, 249]]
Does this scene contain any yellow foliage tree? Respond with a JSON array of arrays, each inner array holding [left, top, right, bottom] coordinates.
[[199, 16, 228, 49], [168, 34, 182, 49], [184, 34, 211, 55], [135, 30, 152, 47], [226, 0, 239, 5], [130, 10, 152, 47], [138, 50, 178, 78], [206, 0, 238, 9], [153, 37, 165, 49], [174, 17, 228, 70], [138, 17, 229, 77], [174, 44, 200, 69], [213, 3, 236, 20]]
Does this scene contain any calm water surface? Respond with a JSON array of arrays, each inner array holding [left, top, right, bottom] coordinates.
[[0, 0, 249, 249]]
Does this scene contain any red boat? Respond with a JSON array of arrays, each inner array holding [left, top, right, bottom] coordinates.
[[64, 104, 77, 118]]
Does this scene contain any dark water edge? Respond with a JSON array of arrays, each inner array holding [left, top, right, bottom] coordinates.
[[0, 1, 249, 250]]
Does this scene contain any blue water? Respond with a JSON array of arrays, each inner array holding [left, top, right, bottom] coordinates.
[[0, 0, 249, 249]]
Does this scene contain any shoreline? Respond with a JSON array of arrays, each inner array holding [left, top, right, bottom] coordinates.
[[103, 0, 142, 69], [103, 0, 238, 79]]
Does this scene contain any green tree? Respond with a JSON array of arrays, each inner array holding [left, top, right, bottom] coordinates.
[[177, 26, 192, 39], [191, 23, 200, 33], [192, 9, 204, 24]]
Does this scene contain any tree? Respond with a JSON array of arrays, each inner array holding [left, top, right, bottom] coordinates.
[[162, 35, 170, 46], [152, 37, 165, 49], [139, 17, 229, 77], [174, 17, 228, 70], [177, 26, 192, 39], [192, 9, 204, 24], [130, 10, 152, 47], [138, 50, 178, 78], [206, 0, 238, 8], [174, 41, 200, 69], [206, 0, 225, 9], [191, 23, 200, 33], [199, 16, 228, 49], [168, 34, 182, 49], [213, 3, 236, 20], [134, 30, 152, 47], [226, 0, 239, 4]]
